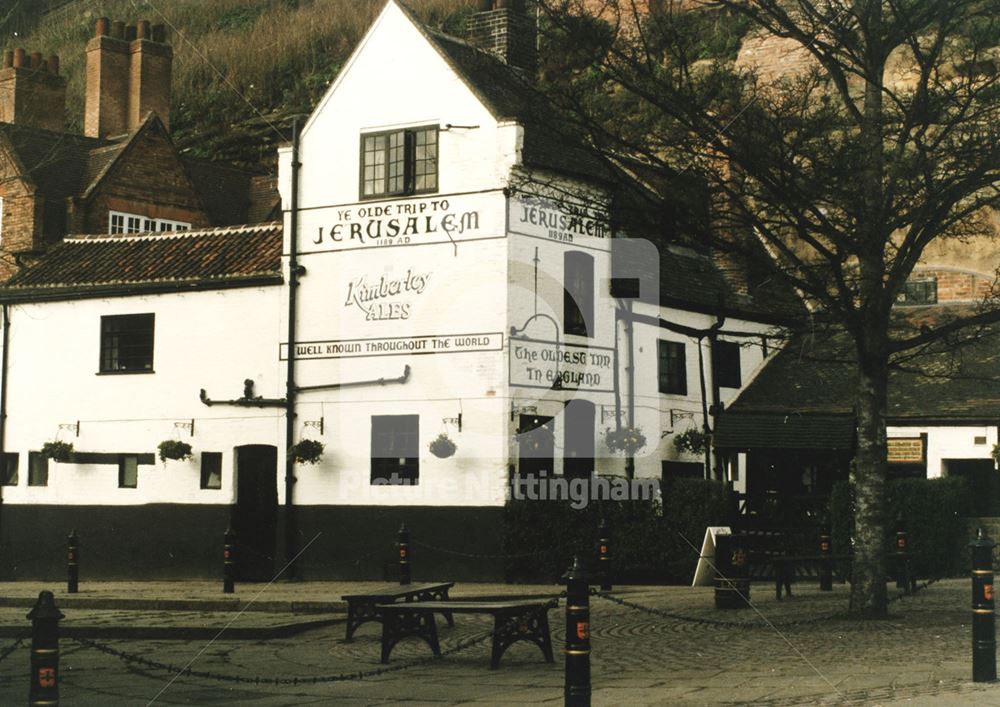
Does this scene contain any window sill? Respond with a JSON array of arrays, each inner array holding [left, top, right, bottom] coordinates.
[[96, 370, 155, 376], [358, 190, 438, 203]]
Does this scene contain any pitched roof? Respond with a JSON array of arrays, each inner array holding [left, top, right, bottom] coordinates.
[[614, 241, 804, 322], [723, 304, 1000, 427], [0, 223, 282, 300], [0, 123, 104, 199], [417, 26, 611, 182]]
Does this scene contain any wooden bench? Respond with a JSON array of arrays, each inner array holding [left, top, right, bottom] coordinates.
[[376, 599, 558, 669], [341, 582, 454, 641]]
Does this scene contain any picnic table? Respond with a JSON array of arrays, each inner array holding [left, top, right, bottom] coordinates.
[[376, 598, 558, 669], [341, 582, 454, 640]]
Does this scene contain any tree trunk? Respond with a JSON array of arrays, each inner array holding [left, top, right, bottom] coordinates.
[[850, 340, 889, 617]]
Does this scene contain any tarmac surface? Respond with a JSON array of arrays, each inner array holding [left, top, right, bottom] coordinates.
[[0, 578, 999, 704]]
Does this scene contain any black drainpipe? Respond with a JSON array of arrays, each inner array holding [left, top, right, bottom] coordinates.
[[284, 120, 302, 578]]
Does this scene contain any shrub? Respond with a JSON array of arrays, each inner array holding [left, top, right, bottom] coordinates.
[[830, 476, 971, 578]]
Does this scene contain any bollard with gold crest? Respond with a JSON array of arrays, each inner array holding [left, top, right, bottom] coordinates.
[[597, 518, 612, 592], [28, 591, 64, 706], [223, 526, 237, 594], [714, 532, 750, 609], [971, 527, 996, 683], [563, 555, 591, 706], [398, 523, 411, 585], [66, 531, 79, 595], [819, 529, 833, 591]]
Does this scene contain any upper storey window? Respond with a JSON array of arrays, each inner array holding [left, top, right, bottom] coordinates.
[[361, 126, 438, 199], [109, 211, 190, 235]]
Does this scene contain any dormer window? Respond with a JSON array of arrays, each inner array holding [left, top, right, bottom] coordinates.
[[109, 210, 190, 234], [361, 125, 438, 199]]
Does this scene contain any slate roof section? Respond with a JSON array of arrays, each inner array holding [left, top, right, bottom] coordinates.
[[713, 413, 855, 450], [721, 304, 1000, 434], [1, 222, 282, 299], [420, 28, 611, 183]]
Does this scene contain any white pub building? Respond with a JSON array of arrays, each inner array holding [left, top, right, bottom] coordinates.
[[0, 1, 788, 580]]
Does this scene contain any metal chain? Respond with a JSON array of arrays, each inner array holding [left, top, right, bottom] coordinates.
[[72, 628, 495, 685], [592, 576, 936, 629], [0, 636, 25, 664]]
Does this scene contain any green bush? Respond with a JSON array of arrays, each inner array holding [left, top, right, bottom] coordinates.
[[502, 478, 731, 584], [830, 476, 971, 578]]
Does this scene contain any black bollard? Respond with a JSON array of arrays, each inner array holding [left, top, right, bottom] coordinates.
[[819, 529, 832, 592], [27, 591, 64, 706], [597, 518, 612, 592], [896, 528, 910, 593], [66, 531, 79, 594], [223, 526, 236, 594], [398, 523, 411, 585], [563, 555, 591, 707], [971, 527, 997, 683]]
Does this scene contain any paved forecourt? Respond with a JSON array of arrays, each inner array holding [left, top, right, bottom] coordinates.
[[1, 579, 1000, 704]]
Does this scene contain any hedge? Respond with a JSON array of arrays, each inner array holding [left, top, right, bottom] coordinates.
[[502, 478, 731, 583], [830, 476, 971, 578]]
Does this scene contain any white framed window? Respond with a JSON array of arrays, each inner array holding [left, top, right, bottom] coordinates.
[[108, 210, 191, 235]]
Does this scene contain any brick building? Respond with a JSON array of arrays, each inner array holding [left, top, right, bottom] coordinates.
[[0, 18, 279, 281]]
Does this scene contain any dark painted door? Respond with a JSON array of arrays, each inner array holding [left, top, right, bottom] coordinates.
[[234, 445, 278, 581], [518, 414, 554, 479]]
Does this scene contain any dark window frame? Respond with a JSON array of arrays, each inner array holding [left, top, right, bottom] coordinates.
[[897, 278, 938, 306], [658, 340, 687, 395], [201, 452, 223, 490], [1, 452, 18, 486], [370, 414, 420, 485], [564, 251, 594, 338], [360, 125, 439, 200], [99, 313, 155, 374], [28, 452, 48, 487], [118, 455, 138, 488], [713, 340, 742, 389]]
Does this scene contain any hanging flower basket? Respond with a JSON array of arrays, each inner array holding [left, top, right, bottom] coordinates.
[[604, 426, 647, 456], [290, 439, 324, 465], [41, 441, 73, 463], [673, 428, 711, 455], [429, 433, 457, 459], [158, 440, 194, 463]]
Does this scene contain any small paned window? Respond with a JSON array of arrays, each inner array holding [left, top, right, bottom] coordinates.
[[361, 126, 438, 199], [371, 415, 419, 485], [110, 213, 125, 234], [658, 340, 687, 395], [201, 452, 222, 490], [108, 211, 191, 234], [713, 340, 742, 389], [1, 452, 18, 486], [897, 278, 937, 306], [100, 313, 154, 373], [28, 452, 48, 487], [118, 455, 138, 488], [564, 251, 594, 337]]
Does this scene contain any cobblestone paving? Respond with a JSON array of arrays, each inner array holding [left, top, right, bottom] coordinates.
[[2, 579, 1000, 704]]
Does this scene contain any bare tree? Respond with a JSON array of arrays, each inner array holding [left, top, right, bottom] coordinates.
[[535, 0, 1000, 615]]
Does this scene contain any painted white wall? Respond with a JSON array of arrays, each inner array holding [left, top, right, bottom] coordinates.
[[888, 425, 998, 479], [2, 285, 282, 505]]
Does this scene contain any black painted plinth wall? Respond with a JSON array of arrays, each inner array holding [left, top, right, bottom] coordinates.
[[0, 504, 506, 581]]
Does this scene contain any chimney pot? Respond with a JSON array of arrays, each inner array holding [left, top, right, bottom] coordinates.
[[48, 55, 59, 75], [152, 24, 166, 43], [136, 20, 150, 40], [125, 25, 137, 42], [96, 17, 110, 37], [2, 51, 12, 69], [112, 21, 125, 39], [12, 48, 25, 69], [30, 52, 43, 69]]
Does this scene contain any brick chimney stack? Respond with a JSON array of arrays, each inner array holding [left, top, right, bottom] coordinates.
[[85, 17, 172, 139], [466, 0, 537, 77], [0, 47, 67, 131]]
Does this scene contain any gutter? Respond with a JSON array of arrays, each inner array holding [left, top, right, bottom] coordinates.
[[0, 305, 8, 534], [284, 119, 302, 579]]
